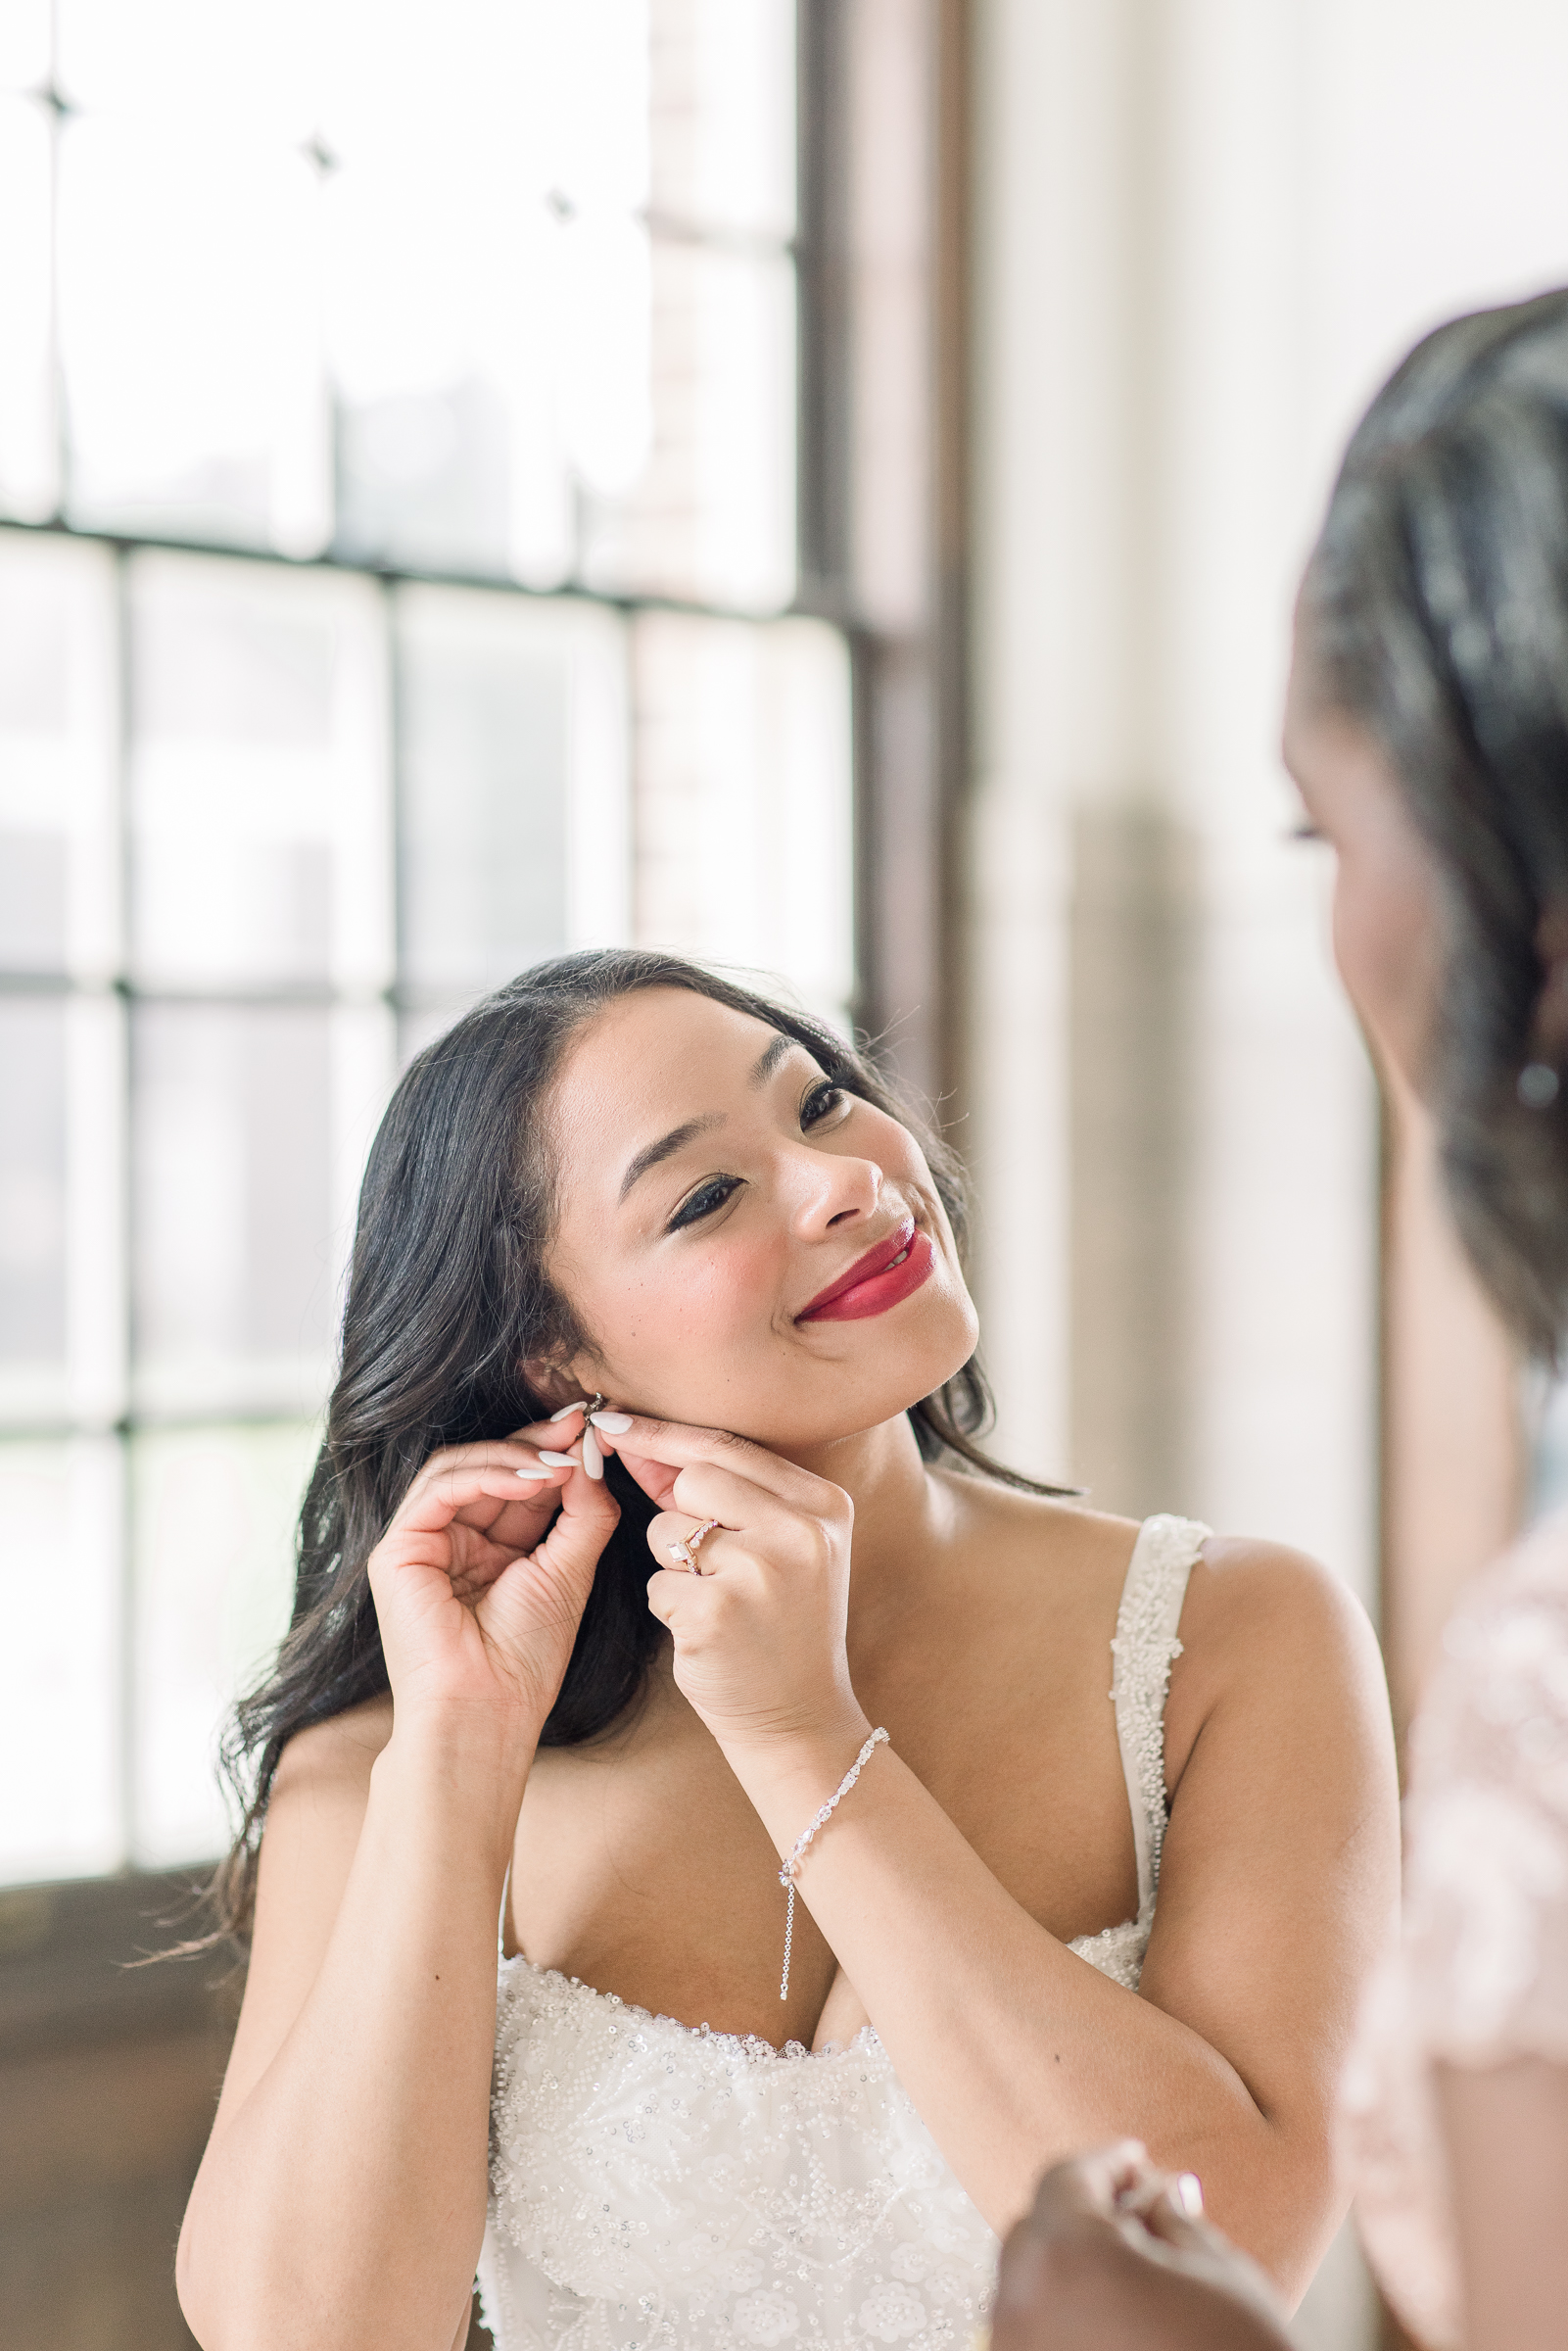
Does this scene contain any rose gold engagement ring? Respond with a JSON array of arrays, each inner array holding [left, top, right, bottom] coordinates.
[[667, 1517, 722, 1572]]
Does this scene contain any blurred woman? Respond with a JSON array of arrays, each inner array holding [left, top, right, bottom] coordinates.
[[995, 286, 1568, 2351]]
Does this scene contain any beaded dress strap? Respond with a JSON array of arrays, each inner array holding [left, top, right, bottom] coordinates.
[[1110, 1513, 1210, 1919]]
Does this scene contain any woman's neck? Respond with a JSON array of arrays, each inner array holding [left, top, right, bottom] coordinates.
[[775, 1412, 951, 1621]]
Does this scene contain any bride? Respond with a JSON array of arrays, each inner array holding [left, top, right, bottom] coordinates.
[[174, 950, 1397, 2351]]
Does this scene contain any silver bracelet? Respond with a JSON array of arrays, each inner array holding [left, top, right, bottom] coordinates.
[[778, 1726, 889, 2002]]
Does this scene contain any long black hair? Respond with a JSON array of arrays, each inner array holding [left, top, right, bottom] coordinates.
[[1302, 288, 1568, 1358], [214, 949, 1063, 1937]]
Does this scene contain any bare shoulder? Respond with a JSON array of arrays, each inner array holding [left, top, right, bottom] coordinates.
[[268, 1692, 395, 1817], [1179, 1533, 1376, 1668], [1166, 1534, 1387, 1781]]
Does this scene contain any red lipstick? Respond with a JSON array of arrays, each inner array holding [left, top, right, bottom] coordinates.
[[796, 1215, 936, 1322]]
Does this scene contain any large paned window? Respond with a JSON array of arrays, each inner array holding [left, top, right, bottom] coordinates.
[[0, 1, 865, 1887]]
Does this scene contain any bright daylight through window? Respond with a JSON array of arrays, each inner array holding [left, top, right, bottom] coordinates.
[[0, 0, 854, 1888]]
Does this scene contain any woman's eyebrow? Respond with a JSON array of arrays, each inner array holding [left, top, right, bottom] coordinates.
[[749, 1031, 795, 1087], [618, 1114, 722, 1204]]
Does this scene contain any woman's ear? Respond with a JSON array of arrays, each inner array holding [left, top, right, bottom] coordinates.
[[521, 1357, 599, 1413]]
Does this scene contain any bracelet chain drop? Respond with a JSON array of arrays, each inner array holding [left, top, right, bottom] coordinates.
[[777, 1727, 889, 2001]]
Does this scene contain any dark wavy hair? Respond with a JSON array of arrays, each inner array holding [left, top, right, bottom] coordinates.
[[1301, 287, 1568, 1359], [213, 949, 1062, 1938]]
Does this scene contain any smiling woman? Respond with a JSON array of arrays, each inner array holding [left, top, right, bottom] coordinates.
[[173, 950, 1399, 2351]]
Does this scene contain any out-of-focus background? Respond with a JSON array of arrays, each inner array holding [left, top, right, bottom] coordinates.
[[1, 3, 1565, 2345]]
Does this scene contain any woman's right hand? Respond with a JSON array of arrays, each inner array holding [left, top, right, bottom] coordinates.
[[990, 2144, 1294, 2351], [366, 1406, 620, 1748]]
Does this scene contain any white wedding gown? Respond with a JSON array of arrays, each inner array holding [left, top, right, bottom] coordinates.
[[477, 1513, 1208, 2351]]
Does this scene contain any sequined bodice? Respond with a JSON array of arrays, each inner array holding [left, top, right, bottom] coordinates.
[[478, 1513, 1209, 2351]]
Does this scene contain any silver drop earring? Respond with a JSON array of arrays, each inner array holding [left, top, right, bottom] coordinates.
[[582, 1393, 607, 1480], [1519, 1062, 1560, 1110], [546, 1390, 610, 1477]]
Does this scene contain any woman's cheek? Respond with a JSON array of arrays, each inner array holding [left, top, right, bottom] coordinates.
[[589, 1240, 784, 1381], [1333, 841, 1444, 1092], [667, 1238, 784, 1345]]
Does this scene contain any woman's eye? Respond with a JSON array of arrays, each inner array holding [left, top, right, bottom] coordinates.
[[668, 1175, 741, 1232], [801, 1081, 847, 1129]]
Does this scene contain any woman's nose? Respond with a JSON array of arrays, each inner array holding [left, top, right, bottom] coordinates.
[[785, 1146, 882, 1235]]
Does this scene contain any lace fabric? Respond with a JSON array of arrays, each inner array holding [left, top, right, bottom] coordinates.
[[479, 1513, 1210, 2351], [1343, 1508, 1568, 2351], [1112, 1511, 1199, 1922]]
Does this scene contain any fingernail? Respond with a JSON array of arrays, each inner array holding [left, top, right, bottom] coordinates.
[[582, 1427, 604, 1480], [538, 1449, 579, 1468], [1174, 2173, 1204, 2217], [589, 1411, 633, 1433], [514, 1471, 546, 1485], [548, 1399, 589, 1422]]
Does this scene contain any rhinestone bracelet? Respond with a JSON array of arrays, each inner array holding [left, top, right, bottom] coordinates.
[[778, 1726, 890, 2001]]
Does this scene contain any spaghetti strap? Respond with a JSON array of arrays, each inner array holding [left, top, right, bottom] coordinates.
[[1110, 1513, 1210, 1920]]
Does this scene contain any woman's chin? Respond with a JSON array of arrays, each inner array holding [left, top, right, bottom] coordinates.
[[699, 1334, 981, 1460]]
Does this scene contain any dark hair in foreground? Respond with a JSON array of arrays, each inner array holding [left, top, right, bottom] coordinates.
[[1302, 286, 1568, 1359], [213, 950, 1062, 1940]]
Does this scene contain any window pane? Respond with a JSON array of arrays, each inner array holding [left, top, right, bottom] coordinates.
[[57, 0, 317, 136], [326, 151, 573, 585], [0, 1438, 122, 1886], [633, 612, 853, 1024], [129, 1420, 314, 1869], [398, 586, 631, 1008], [131, 1004, 335, 1418], [127, 552, 392, 992], [0, 1000, 68, 1423], [319, 0, 648, 214], [0, 990, 126, 1433], [58, 119, 329, 555], [584, 242, 796, 610], [650, 0, 796, 239], [0, 1, 51, 90], [0, 95, 59, 521], [0, 529, 119, 980], [322, 0, 650, 587]]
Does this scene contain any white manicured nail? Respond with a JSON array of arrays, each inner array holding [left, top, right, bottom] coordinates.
[[1173, 2173, 1204, 2218], [589, 1411, 633, 1433], [548, 1399, 589, 1422], [582, 1427, 604, 1480], [538, 1449, 578, 1468], [514, 1471, 546, 1485]]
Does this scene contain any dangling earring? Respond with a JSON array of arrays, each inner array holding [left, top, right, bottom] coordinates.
[[545, 1390, 610, 1478], [582, 1393, 608, 1480]]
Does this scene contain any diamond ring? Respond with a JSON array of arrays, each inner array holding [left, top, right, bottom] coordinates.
[[667, 1517, 722, 1572]]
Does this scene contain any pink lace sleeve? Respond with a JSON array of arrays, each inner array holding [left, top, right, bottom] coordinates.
[[1341, 1515, 1568, 2351], [1402, 1511, 1568, 2068]]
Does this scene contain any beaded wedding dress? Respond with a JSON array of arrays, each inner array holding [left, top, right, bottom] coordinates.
[[477, 1513, 1210, 2351], [1341, 1506, 1568, 2350]]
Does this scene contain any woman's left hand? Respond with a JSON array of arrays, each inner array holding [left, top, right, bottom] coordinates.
[[991, 2145, 1293, 2351], [589, 1414, 867, 1756]]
